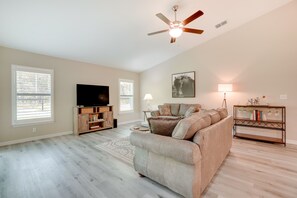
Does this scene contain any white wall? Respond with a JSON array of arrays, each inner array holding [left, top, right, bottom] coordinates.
[[140, 1, 297, 142], [0, 46, 140, 144]]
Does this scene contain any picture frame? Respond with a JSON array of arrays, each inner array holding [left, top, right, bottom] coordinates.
[[172, 71, 195, 98]]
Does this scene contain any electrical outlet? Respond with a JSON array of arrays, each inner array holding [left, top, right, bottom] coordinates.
[[280, 94, 288, 100], [32, 128, 37, 133]]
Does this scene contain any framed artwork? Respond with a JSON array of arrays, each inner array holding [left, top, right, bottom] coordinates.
[[172, 71, 195, 98]]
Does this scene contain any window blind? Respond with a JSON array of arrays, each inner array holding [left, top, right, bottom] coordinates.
[[119, 79, 134, 112], [12, 65, 54, 125]]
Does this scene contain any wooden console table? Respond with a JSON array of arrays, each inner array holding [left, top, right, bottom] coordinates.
[[233, 105, 286, 145]]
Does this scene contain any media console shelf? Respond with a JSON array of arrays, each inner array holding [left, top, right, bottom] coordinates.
[[233, 105, 286, 145], [74, 106, 113, 135]]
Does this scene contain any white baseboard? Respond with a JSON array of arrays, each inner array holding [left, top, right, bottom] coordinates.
[[0, 131, 73, 147], [287, 139, 297, 145], [118, 119, 142, 126]]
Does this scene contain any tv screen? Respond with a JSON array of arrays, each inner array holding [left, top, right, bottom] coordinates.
[[76, 84, 109, 106]]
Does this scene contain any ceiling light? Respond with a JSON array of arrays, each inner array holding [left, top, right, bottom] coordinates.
[[169, 21, 183, 38], [169, 28, 183, 38]]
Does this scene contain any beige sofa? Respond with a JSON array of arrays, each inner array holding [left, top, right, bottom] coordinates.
[[130, 108, 233, 198]]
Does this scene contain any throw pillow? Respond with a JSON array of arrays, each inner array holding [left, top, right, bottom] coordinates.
[[148, 117, 181, 136], [150, 110, 160, 117], [184, 106, 197, 117], [178, 104, 201, 116], [158, 104, 171, 116], [172, 113, 211, 140]]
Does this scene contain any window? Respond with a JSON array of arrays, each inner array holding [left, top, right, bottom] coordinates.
[[11, 65, 54, 126], [119, 79, 134, 112]]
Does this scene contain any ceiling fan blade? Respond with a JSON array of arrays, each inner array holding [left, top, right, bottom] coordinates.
[[183, 10, 204, 25], [147, 29, 169, 36], [156, 13, 171, 25], [183, 28, 204, 34], [170, 37, 176, 43]]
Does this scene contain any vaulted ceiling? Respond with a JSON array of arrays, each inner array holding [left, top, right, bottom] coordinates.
[[0, 0, 292, 72]]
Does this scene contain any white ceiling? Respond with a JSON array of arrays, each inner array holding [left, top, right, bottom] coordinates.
[[0, 0, 293, 72]]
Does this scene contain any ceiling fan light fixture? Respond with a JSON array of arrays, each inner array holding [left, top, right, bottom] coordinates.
[[148, 5, 204, 43], [169, 21, 183, 38], [169, 27, 183, 38]]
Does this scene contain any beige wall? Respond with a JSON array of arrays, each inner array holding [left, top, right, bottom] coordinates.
[[140, 1, 297, 142], [0, 46, 140, 143]]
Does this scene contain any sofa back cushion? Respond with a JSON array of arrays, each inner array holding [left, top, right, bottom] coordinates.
[[158, 104, 171, 116], [172, 112, 211, 140], [216, 108, 228, 119], [202, 109, 221, 124], [178, 104, 201, 116], [164, 103, 180, 116], [148, 117, 182, 136]]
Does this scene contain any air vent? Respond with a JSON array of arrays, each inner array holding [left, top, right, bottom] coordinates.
[[215, 20, 227, 29]]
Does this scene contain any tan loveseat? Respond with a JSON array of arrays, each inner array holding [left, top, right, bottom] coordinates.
[[130, 108, 233, 198]]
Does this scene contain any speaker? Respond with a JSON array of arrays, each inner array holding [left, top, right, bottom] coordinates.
[[113, 119, 117, 128]]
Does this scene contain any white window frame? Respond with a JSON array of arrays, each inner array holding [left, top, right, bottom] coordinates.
[[119, 79, 134, 113], [11, 65, 54, 126]]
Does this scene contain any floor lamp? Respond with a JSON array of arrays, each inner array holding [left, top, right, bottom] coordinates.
[[218, 84, 233, 109]]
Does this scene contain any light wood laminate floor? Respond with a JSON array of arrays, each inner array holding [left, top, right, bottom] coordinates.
[[1, 123, 297, 198]]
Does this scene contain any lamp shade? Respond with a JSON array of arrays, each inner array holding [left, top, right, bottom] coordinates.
[[143, 94, 153, 100], [218, 84, 233, 92]]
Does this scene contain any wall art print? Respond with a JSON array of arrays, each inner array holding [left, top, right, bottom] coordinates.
[[172, 71, 195, 98]]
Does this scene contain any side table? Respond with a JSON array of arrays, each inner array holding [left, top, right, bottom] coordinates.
[[142, 110, 152, 128], [143, 110, 152, 121]]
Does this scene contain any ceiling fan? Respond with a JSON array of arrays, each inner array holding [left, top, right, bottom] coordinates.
[[148, 5, 204, 43]]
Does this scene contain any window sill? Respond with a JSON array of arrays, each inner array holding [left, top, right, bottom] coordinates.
[[12, 120, 55, 127], [119, 110, 134, 115]]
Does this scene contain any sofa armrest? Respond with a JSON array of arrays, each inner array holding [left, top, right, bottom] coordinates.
[[193, 116, 233, 153], [193, 115, 233, 191], [130, 132, 201, 165]]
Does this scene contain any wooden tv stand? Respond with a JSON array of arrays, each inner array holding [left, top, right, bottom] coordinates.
[[74, 106, 113, 135]]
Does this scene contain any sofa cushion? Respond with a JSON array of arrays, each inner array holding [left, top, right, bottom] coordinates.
[[178, 104, 201, 116], [164, 103, 180, 116], [148, 117, 181, 136], [217, 108, 228, 119], [172, 112, 211, 140], [158, 104, 171, 116], [157, 116, 181, 119]]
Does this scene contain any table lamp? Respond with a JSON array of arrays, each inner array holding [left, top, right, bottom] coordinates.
[[143, 94, 153, 110]]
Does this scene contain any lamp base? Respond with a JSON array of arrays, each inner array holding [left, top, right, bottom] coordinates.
[[146, 103, 152, 111], [222, 98, 227, 109], [221, 92, 227, 109]]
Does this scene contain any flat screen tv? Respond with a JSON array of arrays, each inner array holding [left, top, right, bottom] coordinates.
[[76, 84, 109, 106]]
